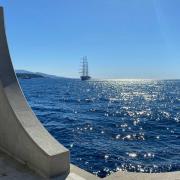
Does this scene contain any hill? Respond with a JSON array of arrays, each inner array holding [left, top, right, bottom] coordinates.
[[15, 70, 66, 79], [16, 73, 44, 79]]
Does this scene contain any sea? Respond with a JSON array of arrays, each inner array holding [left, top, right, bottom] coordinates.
[[19, 78, 180, 178]]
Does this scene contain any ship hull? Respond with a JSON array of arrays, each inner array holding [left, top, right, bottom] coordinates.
[[81, 76, 91, 81]]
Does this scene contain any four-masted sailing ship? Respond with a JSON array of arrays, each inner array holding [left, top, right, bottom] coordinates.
[[80, 56, 91, 81]]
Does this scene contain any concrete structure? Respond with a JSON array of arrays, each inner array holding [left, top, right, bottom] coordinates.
[[0, 7, 69, 179], [0, 6, 180, 180]]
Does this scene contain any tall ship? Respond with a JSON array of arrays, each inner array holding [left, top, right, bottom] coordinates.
[[80, 56, 91, 81]]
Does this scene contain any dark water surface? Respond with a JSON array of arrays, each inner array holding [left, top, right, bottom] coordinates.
[[19, 78, 180, 178]]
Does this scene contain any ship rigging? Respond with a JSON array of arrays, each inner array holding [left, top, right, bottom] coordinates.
[[80, 56, 91, 81]]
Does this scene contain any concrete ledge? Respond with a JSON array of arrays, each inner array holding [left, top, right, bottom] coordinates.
[[67, 164, 100, 180], [0, 7, 70, 178], [0, 149, 42, 180], [104, 171, 180, 180]]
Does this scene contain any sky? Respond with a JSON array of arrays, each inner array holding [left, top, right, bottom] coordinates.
[[0, 0, 180, 79]]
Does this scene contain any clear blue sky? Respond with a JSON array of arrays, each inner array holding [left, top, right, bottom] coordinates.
[[1, 0, 180, 79]]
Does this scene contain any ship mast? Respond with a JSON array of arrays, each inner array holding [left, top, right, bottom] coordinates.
[[86, 60, 89, 77], [80, 56, 91, 80], [82, 56, 88, 77]]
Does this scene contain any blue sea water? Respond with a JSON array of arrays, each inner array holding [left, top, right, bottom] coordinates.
[[19, 78, 180, 178]]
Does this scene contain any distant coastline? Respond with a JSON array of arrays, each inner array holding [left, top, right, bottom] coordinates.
[[15, 70, 64, 79], [16, 73, 44, 79]]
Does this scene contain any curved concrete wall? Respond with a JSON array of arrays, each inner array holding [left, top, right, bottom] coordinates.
[[0, 7, 70, 178]]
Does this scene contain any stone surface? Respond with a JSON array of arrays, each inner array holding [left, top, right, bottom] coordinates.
[[0, 150, 41, 180], [67, 165, 100, 180], [105, 171, 180, 180], [0, 150, 98, 180]]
